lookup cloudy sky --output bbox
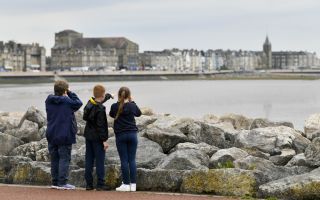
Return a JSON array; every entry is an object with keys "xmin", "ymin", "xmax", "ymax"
[{"xmin": 0, "ymin": 0, "xmax": 319, "ymax": 55}]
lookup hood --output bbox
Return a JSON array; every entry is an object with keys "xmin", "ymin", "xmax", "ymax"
[
  {"xmin": 46, "ymin": 94, "xmax": 66, "ymax": 105},
  {"xmin": 83, "ymin": 97, "xmax": 97, "ymax": 121}
]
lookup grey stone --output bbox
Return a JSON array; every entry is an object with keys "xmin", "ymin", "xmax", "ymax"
[
  {"xmin": 169, "ymin": 142, "xmax": 219, "ymax": 157},
  {"xmin": 304, "ymin": 113, "xmax": 320, "ymax": 139},
  {"xmin": 234, "ymin": 156, "xmax": 312, "ymax": 182},
  {"xmin": 219, "ymin": 113, "xmax": 252, "ymax": 130},
  {"xmin": 258, "ymin": 167, "xmax": 320, "ymax": 200},
  {"xmin": 286, "ymin": 153, "xmax": 312, "ymax": 168},
  {"xmin": 20, "ymin": 106, "xmax": 46, "ymax": 129},
  {"xmin": 6, "ymin": 120, "xmax": 40, "ymax": 143},
  {"xmin": 234, "ymin": 126, "xmax": 310, "ymax": 155},
  {"xmin": 10, "ymin": 138, "xmax": 48, "ymax": 161},
  {"xmin": 136, "ymin": 115, "xmax": 157, "ymax": 131},
  {"xmin": 209, "ymin": 147, "xmax": 248, "ymax": 169},
  {"xmin": 157, "ymin": 149, "xmax": 209, "ymax": 170},
  {"xmin": 269, "ymin": 149, "xmax": 296, "ymax": 166},
  {"xmin": 250, "ymin": 118, "xmax": 294, "ymax": 129},
  {"xmin": 305, "ymin": 137, "xmax": 320, "ymax": 167},
  {"xmin": 0, "ymin": 133, "xmax": 24, "ymax": 155},
  {"xmin": 137, "ymin": 168, "xmax": 185, "ymax": 192}
]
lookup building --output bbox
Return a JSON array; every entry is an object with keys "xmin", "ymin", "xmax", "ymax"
[
  {"xmin": 51, "ymin": 30, "xmax": 139, "ymax": 70},
  {"xmin": 0, "ymin": 41, "xmax": 46, "ymax": 72},
  {"xmin": 262, "ymin": 36, "xmax": 272, "ymax": 69}
]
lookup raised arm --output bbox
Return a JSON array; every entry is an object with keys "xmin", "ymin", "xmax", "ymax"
[{"xmin": 67, "ymin": 91, "xmax": 83, "ymax": 111}]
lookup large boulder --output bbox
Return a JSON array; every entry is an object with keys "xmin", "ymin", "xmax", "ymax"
[
  {"xmin": 144, "ymin": 125, "xmax": 189, "ymax": 153},
  {"xmin": 7, "ymin": 161, "xmax": 51, "ymax": 185},
  {"xmin": 0, "ymin": 133, "xmax": 24, "ymax": 155},
  {"xmin": 304, "ymin": 113, "xmax": 320, "ymax": 139},
  {"xmin": 234, "ymin": 126, "xmax": 310, "ymax": 154},
  {"xmin": 140, "ymin": 107, "xmax": 154, "ymax": 116},
  {"xmin": 20, "ymin": 106, "xmax": 46, "ymax": 129},
  {"xmin": 286, "ymin": 153, "xmax": 312, "ymax": 168},
  {"xmin": 0, "ymin": 156, "xmax": 32, "ymax": 183},
  {"xmin": 269, "ymin": 149, "xmax": 296, "ymax": 166},
  {"xmin": 305, "ymin": 137, "xmax": 320, "ymax": 167},
  {"xmin": 209, "ymin": 147, "xmax": 248, "ymax": 169},
  {"xmin": 157, "ymin": 149, "xmax": 209, "ymax": 170},
  {"xmin": 105, "ymin": 137, "xmax": 166, "ymax": 169},
  {"xmin": 201, "ymin": 114, "xmax": 220, "ymax": 124},
  {"xmin": 6, "ymin": 120, "xmax": 40, "ymax": 143},
  {"xmin": 219, "ymin": 113, "xmax": 252, "ymax": 130},
  {"xmin": 234, "ymin": 156, "xmax": 312, "ymax": 182},
  {"xmin": 136, "ymin": 115, "xmax": 157, "ymax": 131},
  {"xmin": 0, "ymin": 112, "xmax": 24, "ymax": 132},
  {"xmin": 10, "ymin": 138, "xmax": 48, "ymax": 161},
  {"xmin": 169, "ymin": 142, "xmax": 219, "ymax": 157},
  {"xmin": 250, "ymin": 118, "xmax": 294, "ymax": 129},
  {"xmin": 258, "ymin": 168, "xmax": 320, "ymax": 200},
  {"xmin": 137, "ymin": 168, "xmax": 185, "ymax": 192},
  {"xmin": 180, "ymin": 169, "xmax": 264, "ymax": 197}
]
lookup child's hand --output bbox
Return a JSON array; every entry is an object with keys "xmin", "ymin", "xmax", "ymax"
[{"xmin": 103, "ymin": 141, "xmax": 109, "ymax": 151}]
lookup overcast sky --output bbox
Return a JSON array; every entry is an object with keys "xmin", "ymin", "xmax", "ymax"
[{"xmin": 0, "ymin": 0, "xmax": 319, "ymax": 55}]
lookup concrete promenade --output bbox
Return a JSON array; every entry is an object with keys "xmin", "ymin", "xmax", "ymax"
[{"xmin": 0, "ymin": 184, "xmax": 239, "ymax": 200}]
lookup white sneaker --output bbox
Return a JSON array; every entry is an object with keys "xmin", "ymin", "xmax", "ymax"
[
  {"xmin": 116, "ymin": 184, "xmax": 130, "ymax": 192},
  {"xmin": 130, "ymin": 183, "xmax": 136, "ymax": 192}
]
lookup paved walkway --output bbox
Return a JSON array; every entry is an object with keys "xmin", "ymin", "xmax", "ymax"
[{"xmin": 0, "ymin": 185, "xmax": 240, "ymax": 200}]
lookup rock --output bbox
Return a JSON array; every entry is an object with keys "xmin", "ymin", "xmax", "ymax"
[
  {"xmin": 137, "ymin": 168, "xmax": 185, "ymax": 192},
  {"xmin": 144, "ymin": 125, "xmax": 189, "ymax": 153},
  {"xmin": 6, "ymin": 120, "xmax": 40, "ymax": 143},
  {"xmin": 234, "ymin": 156, "xmax": 312, "ymax": 182},
  {"xmin": 0, "ymin": 156, "xmax": 32, "ymax": 182},
  {"xmin": 7, "ymin": 161, "xmax": 51, "ymax": 185},
  {"xmin": 201, "ymin": 114, "xmax": 220, "ymax": 124},
  {"xmin": 38, "ymin": 126, "xmax": 47, "ymax": 139},
  {"xmin": 304, "ymin": 113, "xmax": 320, "ymax": 139},
  {"xmin": 241, "ymin": 148, "xmax": 270, "ymax": 160},
  {"xmin": 258, "ymin": 168, "xmax": 320, "ymax": 200},
  {"xmin": 286, "ymin": 153, "xmax": 312, "ymax": 168},
  {"xmin": 209, "ymin": 147, "xmax": 248, "ymax": 169},
  {"xmin": 10, "ymin": 138, "xmax": 48, "ymax": 161},
  {"xmin": 250, "ymin": 118, "xmax": 294, "ymax": 129},
  {"xmin": 305, "ymin": 137, "xmax": 320, "ymax": 167},
  {"xmin": 136, "ymin": 115, "xmax": 157, "ymax": 131},
  {"xmin": 180, "ymin": 169, "xmax": 264, "ymax": 197},
  {"xmin": 269, "ymin": 149, "xmax": 296, "ymax": 166},
  {"xmin": 0, "ymin": 112, "xmax": 24, "ymax": 131},
  {"xmin": 234, "ymin": 126, "xmax": 310, "ymax": 155},
  {"xmin": 157, "ymin": 149, "xmax": 209, "ymax": 170},
  {"xmin": 20, "ymin": 106, "xmax": 46, "ymax": 129},
  {"xmin": 169, "ymin": 142, "xmax": 219, "ymax": 157},
  {"xmin": 140, "ymin": 107, "xmax": 154, "ymax": 116},
  {"xmin": 0, "ymin": 133, "xmax": 24, "ymax": 155},
  {"xmin": 69, "ymin": 168, "xmax": 86, "ymax": 187},
  {"xmin": 106, "ymin": 137, "xmax": 166, "ymax": 169},
  {"xmin": 108, "ymin": 127, "xmax": 115, "ymax": 138},
  {"xmin": 171, "ymin": 118, "xmax": 202, "ymax": 144},
  {"xmin": 219, "ymin": 113, "xmax": 252, "ymax": 130},
  {"xmin": 105, "ymin": 164, "xmax": 122, "ymax": 189},
  {"xmin": 196, "ymin": 122, "xmax": 228, "ymax": 148}
]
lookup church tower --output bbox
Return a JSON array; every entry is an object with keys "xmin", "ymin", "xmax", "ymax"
[{"xmin": 263, "ymin": 36, "xmax": 272, "ymax": 69}]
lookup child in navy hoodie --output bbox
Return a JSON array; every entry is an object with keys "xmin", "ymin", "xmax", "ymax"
[{"xmin": 45, "ymin": 80, "xmax": 83, "ymax": 190}]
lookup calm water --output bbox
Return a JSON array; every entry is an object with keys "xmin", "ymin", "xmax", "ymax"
[{"xmin": 1, "ymin": 80, "xmax": 320, "ymax": 130}]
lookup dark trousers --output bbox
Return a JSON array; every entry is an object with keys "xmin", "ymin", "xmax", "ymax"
[
  {"xmin": 48, "ymin": 143, "xmax": 72, "ymax": 186},
  {"xmin": 85, "ymin": 139, "xmax": 106, "ymax": 187},
  {"xmin": 116, "ymin": 132, "xmax": 138, "ymax": 184}
]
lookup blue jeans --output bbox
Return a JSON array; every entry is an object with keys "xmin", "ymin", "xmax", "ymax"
[
  {"xmin": 116, "ymin": 132, "xmax": 138, "ymax": 184},
  {"xmin": 48, "ymin": 143, "xmax": 72, "ymax": 186},
  {"xmin": 85, "ymin": 139, "xmax": 106, "ymax": 187}
]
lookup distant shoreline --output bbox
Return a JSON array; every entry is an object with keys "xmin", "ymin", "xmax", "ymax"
[{"xmin": 0, "ymin": 70, "xmax": 320, "ymax": 84}]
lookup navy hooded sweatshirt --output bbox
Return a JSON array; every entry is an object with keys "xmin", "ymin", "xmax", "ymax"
[
  {"xmin": 109, "ymin": 101, "xmax": 142, "ymax": 134},
  {"xmin": 45, "ymin": 91, "xmax": 83, "ymax": 145}
]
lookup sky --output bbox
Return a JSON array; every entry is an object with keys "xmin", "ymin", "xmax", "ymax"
[{"xmin": 0, "ymin": 0, "xmax": 319, "ymax": 56}]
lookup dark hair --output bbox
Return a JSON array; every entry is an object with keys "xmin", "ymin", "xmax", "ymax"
[
  {"xmin": 54, "ymin": 80, "xmax": 69, "ymax": 96},
  {"xmin": 93, "ymin": 84, "xmax": 105, "ymax": 98},
  {"xmin": 115, "ymin": 87, "xmax": 131, "ymax": 120}
]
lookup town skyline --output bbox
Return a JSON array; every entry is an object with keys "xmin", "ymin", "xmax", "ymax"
[{"xmin": 0, "ymin": 0, "xmax": 319, "ymax": 55}]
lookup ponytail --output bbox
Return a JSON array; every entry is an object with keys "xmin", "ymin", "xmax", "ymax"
[{"xmin": 115, "ymin": 87, "xmax": 131, "ymax": 120}]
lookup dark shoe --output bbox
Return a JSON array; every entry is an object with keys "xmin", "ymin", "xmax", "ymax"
[
  {"xmin": 86, "ymin": 185, "xmax": 94, "ymax": 191},
  {"xmin": 96, "ymin": 185, "xmax": 109, "ymax": 191}
]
